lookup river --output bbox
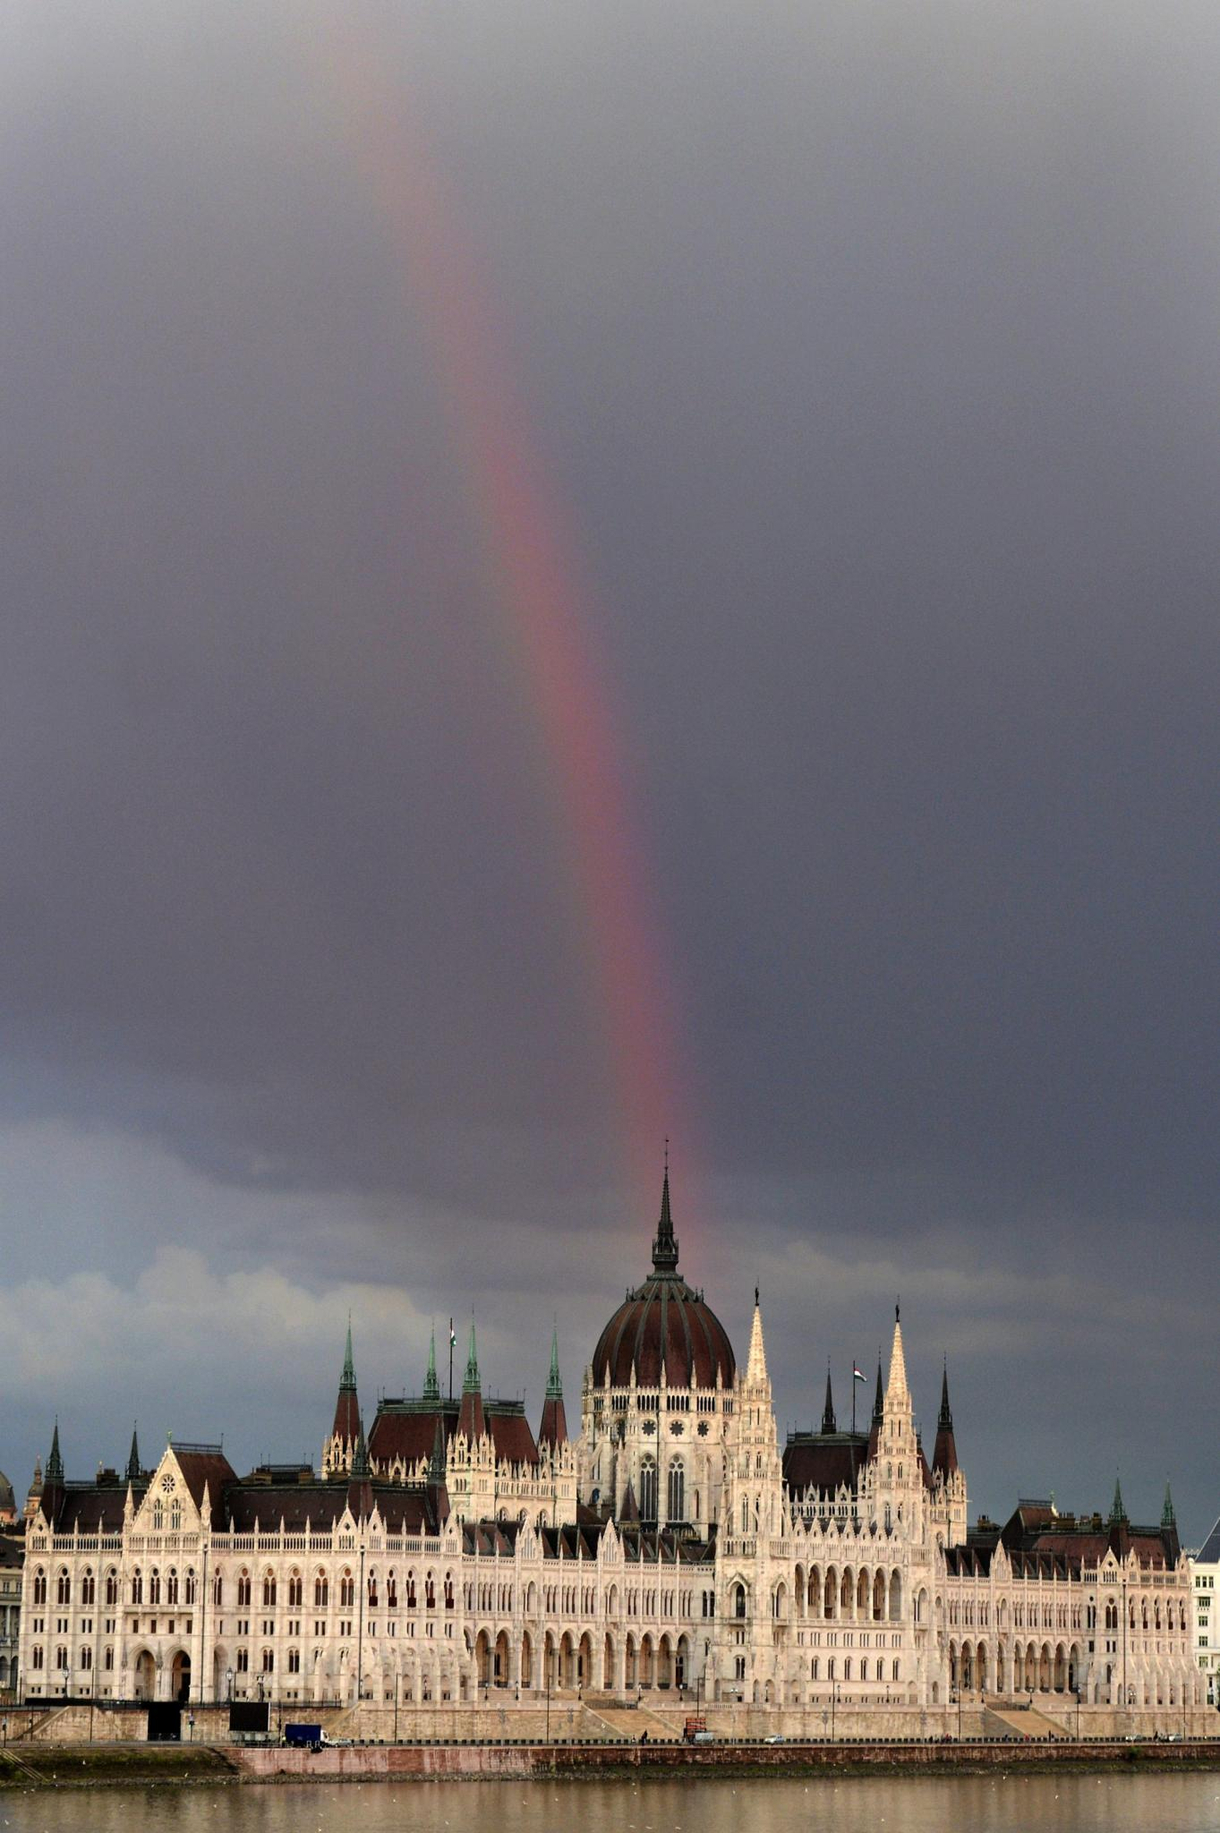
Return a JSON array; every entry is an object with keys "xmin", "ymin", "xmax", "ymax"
[{"xmin": 4, "ymin": 1774, "xmax": 1220, "ymax": 1833}]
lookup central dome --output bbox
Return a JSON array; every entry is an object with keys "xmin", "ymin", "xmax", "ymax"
[{"xmin": 591, "ymin": 1171, "xmax": 736, "ymax": 1389}]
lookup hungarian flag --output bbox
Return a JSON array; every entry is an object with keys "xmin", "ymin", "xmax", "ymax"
[
  {"xmin": 853, "ymin": 1364, "xmax": 867, "ymax": 1382},
  {"xmin": 450, "ymin": 1325, "xmax": 457, "ymax": 1349}
]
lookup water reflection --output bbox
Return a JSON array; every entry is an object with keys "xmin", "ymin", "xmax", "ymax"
[{"xmin": 3, "ymin": 1774, "xmax": 1220, "ymax": 1833}]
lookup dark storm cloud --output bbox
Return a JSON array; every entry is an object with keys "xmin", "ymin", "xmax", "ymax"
[{"xmin": 2, "ymin": 2, "xmax": 1219, "ymax": 1531}]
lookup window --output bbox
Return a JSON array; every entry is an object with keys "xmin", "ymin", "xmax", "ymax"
[
  {"xmin": 315, "ymin": 1573, "xmax": 329, "ymax": 1608},
  {"xmin": 340, "ymin": 1571, "xmax": 354, "ymax": 1610},
  {"xmin": 31, "ymin": 1646, "xmax": 44, "ymax": 1670},
  {"xmin": 56, "ymin": 1646, "xmax": 68, "ymax": 1672},
  {"xmin": 288, "ymin": 1648, "xmax": 301, "ymax": 1674},
  {"xmin": 185, "ymin": 1571, "xmax": 196, "ymax": 1606},
  {"xmin": 262, "ymin": 1573, "xmax": 277, "ymax": 1608},
  {"xmin": 81, "ymin": 1570, "xmax": 95, "ymax": 1606},
  {"xmin": 236, "ymin": 1649, "xmax": 249, "ymax": 1673},
  {"xmin": 131, "ymin": 1572, "xmax": 143, "ymax": 1606},
  {"xmin": 104, "ymin": 1647, "xmax": 114, "ymax": 1672},
  {"xmin": 288, "ymin": 1573, "xmax": 303, "ymax": 1609},
  {"xmin": 105, "ymin": 1571, "xmax": 118, "ymax": 1607},
  {"xmin": 56, "ymin": 1571, "xmax": 71, "ymax": 1606},
  {"xmin": 214, "ymin": 1574, "xmax": 223, "ymax": 1608},
  {"xmin": 167, "ymin": 1571, "xmax": 179, "ymax": 1606},
  {"xmin": 80, "ymin": 1647, "xmax": 92, "ymax": 1671},
  {"xmin": 33, "ymin": 1570, "xmax": 47, "ymax": 1607},
  {"xmin": 667, "ymin": 1457, "xmax": 685, "ymax": 1523},
  {"xmin": 639, "ymin": 1456, "xmax": 658, "ymax": 1523},
  {"xmin": 261, "ymin": 1648, "xmax": 274, "ymax": 1674},
  {"xmin": 238, "ymin": 1572, "xmax": 251, "ymax": 1609},
  {"xmin": 149, "ymin": 1571, "xmax": 161, "ymax": 1607}
]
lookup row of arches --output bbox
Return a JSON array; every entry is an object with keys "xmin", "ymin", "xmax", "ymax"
[
  {"xmin": 791, "ymin": 1563, "xmax": 909, "ymax": 1623},
  {"xmin": 470, "ymin": 1627, "xmax": 692, "ymax": 1693}
]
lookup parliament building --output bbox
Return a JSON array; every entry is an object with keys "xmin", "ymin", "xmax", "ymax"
[{"xmin": 16, "ymin": 1172, "xmax": 1204, "ymax": 1733}]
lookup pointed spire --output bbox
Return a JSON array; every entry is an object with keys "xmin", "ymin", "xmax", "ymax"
[
  {"xmin": 745, "ymin": 1289, "xmax": 768, "ymax": 1384},
  {"xmin": 885, "ymin": 1308, "xmax": 909, "ymax": 1408},
  {"xmin": 423, "ymin": 1324, "xmax": 441, "ymax": 1403},
  {"xmin": 331, "ymin": 1320, "xmax": 361, "ymax": 1449},
  {"xmin": 821, "ymin": 1361, "xmax": 836, "ymax": 1434},
  {"xmin": 457, "ymin": 1319, "xmax": 486, "ymax": 1440},
  {"xmin": 350, "ymin": 1424, "xmax": 370, "ymax": 1480},
  {"xmin": 539, "ymin": 1324, "xmax": 569, "ymax": 1447},
  {"xmin": 651, "ymin": 1143, "xmax": 679, "ymax": 1273},
  {"xmin": 873, "ymin": 1356, "xmax": 884, "ymax": 1424},
  {"xmin": 46, "ymin": 1418, "xmax": 63, "ymax": 1483},
  {"xmin": 126, "ymin": 1423, "xmax": 141, "ymax": 1482},
  {"xmin": 1109, "ymin": 1472, "xmax": 1126, "ymax": 1527},
  {"xmin": 1162, "ymin": 1479, "xmax": 1176, "ymax": 1528},
  {"xmin": 932, "ymin": 1358, "xmax": 959, "ymax": 1478}
]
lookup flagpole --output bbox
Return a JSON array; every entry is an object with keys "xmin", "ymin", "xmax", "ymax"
[
  {"xmin": 449, "ymin": 1317, "xmax": 454, "ymax": 1402},
  {"xmin": 852, "ymin": 1367, "xmax": 856, "ymax": 1437}
]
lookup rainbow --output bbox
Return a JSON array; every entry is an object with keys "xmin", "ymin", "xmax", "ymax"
[{"xmin": 311, "ymin": 21, "xmax": 705, "ymax": 1226}]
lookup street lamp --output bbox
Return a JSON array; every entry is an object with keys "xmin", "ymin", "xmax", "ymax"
[
  {"xmin": 831, "ymin": 1682, "xmax": 840, "ymax": 1740},
  {"xmin": 950, "ymin": 1685, "xmax": 962, "ymax": 1741},
  {"xmin": 226, "ymin": 1666, "xmax": 233, "ymax": 1703}
]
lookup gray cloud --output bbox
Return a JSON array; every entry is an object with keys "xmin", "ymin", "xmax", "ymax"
[{"xmin": 1, "ymin": 1, "xmax": 1218, "ymax": 1535}]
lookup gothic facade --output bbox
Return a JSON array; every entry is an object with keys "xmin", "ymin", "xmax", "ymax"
[{"xmin": 16, "ymin": 1174, "xmax": 1203, "ymax": 1725}]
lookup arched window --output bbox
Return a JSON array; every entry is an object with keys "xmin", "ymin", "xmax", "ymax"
[
  {"xmin": 425, "ymin": 1571, "xmax": 436, "ymax": 1609},
  {"xmin": 131, "ymin": 1570, "xmax": 142, "ymax": 1606},
  {"xmin": 170, "ymin": 1501, "xmax": 182, "ymax": 1531},
  {"xmin": 33, "ymin": 1569, "xmax": 47, "ymax": 1607},
  {"xmin": 367, "ymin": 1571, "xmax": 378, "ymax": 1608},
  {"xmin": 639, "ymin": 1457, "xmax": 658, "ymax": 1522},
  {"xmin": 105, "ymin": 1570, "xmax": 118, "ymax": 1607},
  {"xmin": 667, "ymin": 1457, "xmax": 685, "ymax": 1524},
  {"xmin": 734, "ymin": 1583, "xmax": 747, "ymax": 1620},
  {"xmin": 741, "ymin": 1496, "xmax": 749, "ymax": 1536},
  {"xmin": 81, "ymin": 1570, "xmax": 95, "ymax": 1606},
  {"xmin": 237, "ymin": 1570, "xmax": 251, "ymax": 1608},
  {"xmin": 262, "ymin": 1572, "xmax": 277, "ymax": 1608},
  {"xmin": 406, "ymin": 1571, "xmax": 416, "ymax": 1609},
  {"xmin": 166, "ymin": 1570, "xmax": 179, "ymax": 1606},
  {"xmin": 386, "ymin": 1571, "xmax": 397, "ymax": 1610},
  {"xmin": 57, "ymin": 1569, "xmax": 71, "ymax": 1606},
  {"xmin": 340, "ymin": 1570, "xmax": 354, "ymax": 1609},
  {"xmin": 153, "ymin": 1500, "xmax": 164, "ymax": 1531},
  {"xmin": 213, "ymin": 1573, "xmax": 223, "ymax": 1608},
  {"xmin": 185, "ymin": 1570, "xmax": 196, "ymax": 1605},
  {"xmin": 314, "ymin": 1571, "xmax": 329, "ymax": 1608},
  {"xmin": 149, "ymin": 1569, "xmax": 161, "ymax": 1606},
  {"xmin": 288, "ymin": 1572, "xmax": 302, "ymax": 1609}
]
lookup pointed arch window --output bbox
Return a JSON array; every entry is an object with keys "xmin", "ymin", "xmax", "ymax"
[
  {"xmin": 667, "ymin": 1457, "xmax": 685, "ymax": 1524},
  {"xmin": 639, "ymin": 1456, "xmax": 658, "ymax": 1523}
]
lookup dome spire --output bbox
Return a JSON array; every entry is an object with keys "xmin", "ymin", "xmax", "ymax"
[
  {"xmin": 651, "ymin": 1139, "xmax": 679, "ymax": 1273},
  {"xmin": 423, "ymin": 1323, "xmax": 441, "ymax": 1403},
  {"xmin": 821, "ymin": 1360, "xmax": 837, "ymax": 1434}
]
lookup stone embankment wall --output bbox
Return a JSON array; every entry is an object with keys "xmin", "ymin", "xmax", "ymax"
[{"xmin": 232, "ymin": 1739, "xmax": 1220, "ymax": 1782}]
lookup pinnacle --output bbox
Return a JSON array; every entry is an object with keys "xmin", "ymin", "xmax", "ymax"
[
  {"xmin": 746, "ymin": 1291, "xmax": 768, "ymax": 1384},
  {"xmin": 885, "ymin": 1311, "xmax": 909, "ymax": 1407},
  {"xmin": 547, "ymin": 1324, "xmax": 563, "ymax": 1399},
  {"xmin": 424, "ymin": 1324, "xmax": 441, "ymax": 1403},
  {"xmin": 463, "ymin": 1320, "xmax": 481, "ymax": 1392},
  {"xmin": 651, "ymin": 1154, "xmax": 680, "ymax": 1273}
]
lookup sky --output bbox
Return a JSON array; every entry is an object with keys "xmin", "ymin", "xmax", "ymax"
[{"xmin": 2, "ymin": 1, "xmax": 1219, "ymax": 1537}]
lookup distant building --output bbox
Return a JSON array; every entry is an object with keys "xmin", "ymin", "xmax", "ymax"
[
  {"xmin": 0, "ymin": 1530, "xmax": 22, "ymax": 1697},
  {"xmin": 1189, "ymin": 1516, "xmax": 1220, "ymax": 1707},
  {"xmin": 14, "ymin": 1170, "xmax": 1205, "ymax": 1729}
]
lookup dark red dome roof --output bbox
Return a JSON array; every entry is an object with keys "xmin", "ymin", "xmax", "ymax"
[{"xmin": 591, "ymin": 1172, "xmax": 736, "ymax": 1389}]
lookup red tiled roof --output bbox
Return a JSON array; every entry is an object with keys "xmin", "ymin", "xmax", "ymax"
[{"xmin": 592, "ymin": 1274, "xmax": 735, "ymax": 1388}]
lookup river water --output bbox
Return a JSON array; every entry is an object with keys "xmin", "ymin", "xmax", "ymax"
[{"xmin": 4, "ymin": 1774, "xmax": 1220, "ymax": 1833}]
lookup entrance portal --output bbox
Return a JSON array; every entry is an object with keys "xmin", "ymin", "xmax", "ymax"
[{"xmin": 172, "ymin": 1651, "xmax": 192, "ymax": 1703}]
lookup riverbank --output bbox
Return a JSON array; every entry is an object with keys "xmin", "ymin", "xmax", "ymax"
[{"xmin": 5, "ymin": 1739, "xmax": 1220, "ymax": 1788}]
